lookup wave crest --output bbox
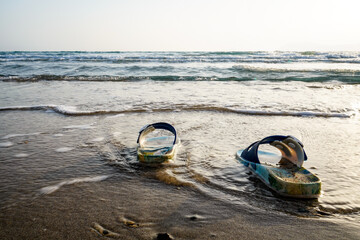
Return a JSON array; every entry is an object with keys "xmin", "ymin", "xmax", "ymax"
[
  {"xmin": 0, "ymin": 104, "xmax": 352, "ymax": 118},
  {"xmin": 2, "ymin": 74, "xmax": 360, "ymax": 83}
]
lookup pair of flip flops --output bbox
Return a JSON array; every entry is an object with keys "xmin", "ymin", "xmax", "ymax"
[{"xmin": 136, "ymin": 122, "xmax": 321, "ymax": 198}]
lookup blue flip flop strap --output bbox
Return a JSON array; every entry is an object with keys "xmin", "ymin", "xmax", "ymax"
[
  {"xmin": 137, "ymin": 122, "xmax": 177, "ymax": 145},
  {"xmin": 240, "ymin": 135, "xmax": 307, "ymax": 164}
]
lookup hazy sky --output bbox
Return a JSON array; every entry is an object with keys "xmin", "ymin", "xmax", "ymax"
[{"xmin": 0, "ymin": 0, "xmax": 359, "ymax": 51}]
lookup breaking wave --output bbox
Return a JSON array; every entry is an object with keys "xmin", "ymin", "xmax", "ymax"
[
  {"xmin": 1, "ymin": 51, "xmax": 360, "ymax": 64},
  {"xmin": 1, "ymin": 74, "xmax": 360, "ymax": 83},
  {"xmin": 233, "ymin": 63, "xmax": 360, "ymax": 73},
  {"xmin": 0, "ymin": 104, "xmax": 352, "ymax": 118},
  {"xmin": 1, "ymin": 51, "xmax": 360, "ymax": 83}
]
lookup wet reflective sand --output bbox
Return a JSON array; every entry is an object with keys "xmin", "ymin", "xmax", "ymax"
[{"xmin": 1, "ymin": 108, "xmax": 360, "ymax": 239}]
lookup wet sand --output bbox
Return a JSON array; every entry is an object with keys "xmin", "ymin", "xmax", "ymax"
[
  {"xmin": 1, "ymin": 79, "xmax": 360, "ymax": 239},
  {"xmin": 0, "ymin": 175, "xmax": 359, "ymax": 240}
]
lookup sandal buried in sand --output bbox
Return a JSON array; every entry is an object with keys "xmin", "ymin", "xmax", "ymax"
[
  {"xmin": 137, "ymin": 122, "xmax": 179, "ymax": 164},
  {"xmin": 236, "ymin": 135, "xmax": 321, "ymax": 198}
]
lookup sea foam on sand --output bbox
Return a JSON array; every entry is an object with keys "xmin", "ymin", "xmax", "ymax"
[{"xmin": 40, "ymin": 175, "xmax": 109, "ymax": 194}]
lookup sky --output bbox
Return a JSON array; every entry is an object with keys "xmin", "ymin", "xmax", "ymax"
[{"xmin": 0, "ymin": 0, "xmax": 359, "ymax": 51}]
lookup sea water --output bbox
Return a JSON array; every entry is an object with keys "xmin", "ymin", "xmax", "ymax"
[{"xmin": 1, "ymin": 51, "xmax": 360, "ymax": 231}]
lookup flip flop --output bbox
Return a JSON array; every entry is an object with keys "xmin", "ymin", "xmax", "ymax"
[
  {"xmin": 236, "ymin": 135, "xmax": 321, "ymax": 198},
  {"xmin": 137, "ymin": 122, "xmax": 179, "ymax": 164}
]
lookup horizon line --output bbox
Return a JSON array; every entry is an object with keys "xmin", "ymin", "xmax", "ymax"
[{"xmin": 1, "ymin": 50, "xmax": 360, "ymax": 53}]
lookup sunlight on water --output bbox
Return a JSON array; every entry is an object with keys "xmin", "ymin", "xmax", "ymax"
[{"xmin": 1, "ymin": 51, "xmax": 360, "ymax": 82}]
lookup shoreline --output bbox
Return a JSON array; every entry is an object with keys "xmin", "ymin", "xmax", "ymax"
[{"xmin": 1, "ymin": 76, "xmax": 360, "ymax": 239}]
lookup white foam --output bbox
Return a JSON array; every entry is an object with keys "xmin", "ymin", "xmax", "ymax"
[
  {"xmin": 105, "ymin": 113, "xmax": 125, "ymax": 119},
  {"xmin": 0, "ymin": 141, "xmax": 13, "ymax": 147},
  {"xmin": 53, "ymin": 133, "xmax": 64, "ymax": 137},
  {"xmin": 55, "ymin": 105, "xmax": 78, "ymax": 114},
  {"xmin": 231, "ymin": 108, "xmax": 351, "ymax": 118},
  {"xmin": 0, "ymin": 105, "xmax": 56, "ymax": 111},
  {"xmin": 234, "ymin": 62, "xmax": 360, "ymax": 73},
  {"xmin": 14, "ymin": 153, "xmax": 29, "ymax": 158},
  {"xmin": 113, "ymin": 132, "xmax": 121, "ymax": 136},
  {"xmin": 0, "ymin": 105, "xmax": 94, "ymax": 116},
  {"xmin": 55, "ymin": 147, "xmax": 74, "ymax": 152},
  {"xmin": 91, "ymin": 137, "xmax": 105, "ymax": 142},
  {"xmin": 2, "ymin": 132, "xmax": 42, "ymax": 139},
  {"xmin": 63, "ymin": 124, "xmax": 95, "ymax": 130},
  {"xmin": 39, "ymin": 175, "xmax": 109, "ymax": 194}
]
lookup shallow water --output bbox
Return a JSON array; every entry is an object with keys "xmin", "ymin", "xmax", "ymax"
[
  {"xmin": 1, "ymin": 82, "xmax": 360, "ymax": 224},
  {"xmin": 1, "ymin": 52, "xmax": 360, "ymax": 235}
]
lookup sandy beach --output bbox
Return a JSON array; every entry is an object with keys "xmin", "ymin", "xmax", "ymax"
[
  {"xmin": 1, "ymin": 51, "xmax": 360, "ymax": 239},
  {"xmin": 1, "ymin": 174, "xmax": 359, "ymax": 240},
  {"xmin": 2, "ymin": 0, "xmax": 360, "ymax": 237}
]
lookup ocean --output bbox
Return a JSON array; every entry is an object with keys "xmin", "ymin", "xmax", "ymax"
[{"xmin": 0, "ymin": 51, "xmax": 359, "ymax": 239}]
